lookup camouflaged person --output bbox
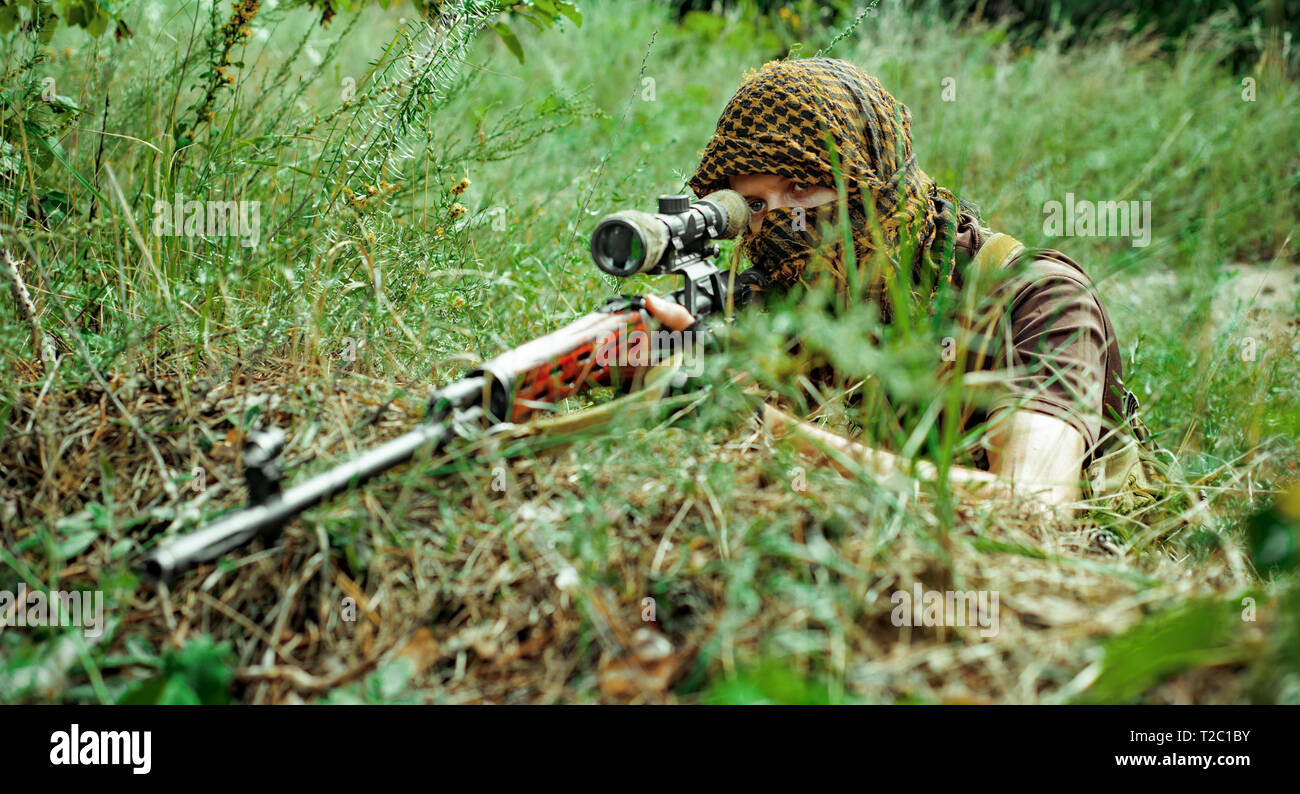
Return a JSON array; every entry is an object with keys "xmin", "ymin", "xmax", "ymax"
[{"xmin": 642, "ymin": 57, "xmax": 1183, "ymax": 526}]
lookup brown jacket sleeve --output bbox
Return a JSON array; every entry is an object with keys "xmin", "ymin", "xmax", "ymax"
[{"xmin": 990, "ymin": 251, "xmax": 1127, "ymax": 466}]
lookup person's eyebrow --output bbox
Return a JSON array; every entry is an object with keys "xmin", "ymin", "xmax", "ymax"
[{"xmin": 737, "ymin": 180, "xmax": 789, "ymax": 200}]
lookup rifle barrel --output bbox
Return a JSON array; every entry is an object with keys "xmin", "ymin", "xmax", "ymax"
[{"xmin": 141, "ymin": 417, "xmax": 455, "ymax": 583}]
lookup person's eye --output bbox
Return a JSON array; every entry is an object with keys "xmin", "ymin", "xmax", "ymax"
[
  {"xmin": 746, "ymin": 198, "xmax": 765, "ymax": 214},
  {"xmin": 790, "ymin": 184, "xmax": 821, "ymax": 203}
]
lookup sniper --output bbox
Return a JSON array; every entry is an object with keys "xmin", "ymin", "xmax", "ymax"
[{"xmin": 646, "ymin": 57, "xmax": 1165, "ymax": 523}]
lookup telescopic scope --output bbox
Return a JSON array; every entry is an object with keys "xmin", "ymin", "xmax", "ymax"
[{"xmin": 590, "ymin": 189, "xmax": 750, "ymax": 277}]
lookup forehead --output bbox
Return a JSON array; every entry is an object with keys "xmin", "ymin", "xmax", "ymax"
[{"xmin": 728, "ymin": 173, "xmax": 789, "ymax": 194}]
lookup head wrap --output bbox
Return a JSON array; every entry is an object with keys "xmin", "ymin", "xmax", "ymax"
[{"xmin": 688, "ymin": 57, "xmax": 968, "ymax": 320}]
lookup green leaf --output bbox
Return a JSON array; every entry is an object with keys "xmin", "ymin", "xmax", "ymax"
[
  {"xmin": 702, "ymin": 659, "xmax": 860, "ymax": 705},
  {"xmin": 173, "ymin": 639, "xmax": 234, "ymax": 705},
  {"xmin": 1247, "ymin": 483, "xmax": 1300, "ymax": 574},
  {"xmin": 157, "ymin": 678, "xmax": 202, "ymax": 705},
  {"xmin": 37, "ymin": 187, "xmax": 71, "ymax": 221},
  {"xmin": 371, "ymin": 658, "xmax": 414, "ymax": 701},
  {"xmin": 57, "ymin": 531, "xmax": 98, "ymax": 560},
  {"xmin": 969, "ymin": 537, "xmax": 1048, "ymax": 559},
  {"xmin": 38, "ymin": 20, "xmax": 58, "ymax": 44},
  {"xmin": 117, "ymin": 675, "xmax": 167, "ymax": 705},
  {"xmin": 555, "ymin": 1, "xmax": 581, "ymax": 26},
  {"xmin": 1073, "ymin": 597, "xmax": 1260, "ymax": 704},
  {"xmin": 318, "ymin": 686, "xmax": 367, "ymax": 705},
  {"xmin": 517, "ymin": 10, "xmax": 549, "ymax": 32},
  {"xmin": 86, "ymin": 10, "xmax": 108, "ymax": 38},
  {"xmin": 47, "ymin": 93, "xmax": 81, "ymax": 114},
  {"xmin": 119, "ymin": 676, "xmax": 200, "ymax": 705},
  {"xmin": 117, "ymin": 637, "xmax": 233, "ymax": 705},
  {"xmin": 491, "ymin": 22, "xmax": 525, "ymax": 64},
  {"xmin": 87, "ymin": 501, "xmax": 110, "ymax": 528}
]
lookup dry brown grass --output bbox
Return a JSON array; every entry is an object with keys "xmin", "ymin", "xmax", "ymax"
[{"xmin": 0, "ymin": 349, "xmax": 1266, "ymax": 704}]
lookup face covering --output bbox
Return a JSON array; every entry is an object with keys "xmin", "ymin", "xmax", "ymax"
[
  {"xmin": 687, "ymin": 57, "xmax": 971, "ymax": 319},
  {"xmin": 738, "ymin": 191, "xmax": 876, "ymax": 299}
]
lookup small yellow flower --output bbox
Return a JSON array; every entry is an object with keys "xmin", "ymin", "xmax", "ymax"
[
  {"xmin": 450, "ymin": 176, "xmax": 471, "ymax": 196},
  {"xmin": 449, "ymin": 203, "xmax": 467, "ymax": 219}
]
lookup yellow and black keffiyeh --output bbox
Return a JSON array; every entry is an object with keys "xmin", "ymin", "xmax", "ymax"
[{"xmin": 688, "ymin": 57, "xmax": 967, "ymax": 319}]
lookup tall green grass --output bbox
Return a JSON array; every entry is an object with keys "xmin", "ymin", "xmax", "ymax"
[{"xmin": 0, "ymin": 0, "xmax": 1297, "ymax": 704}]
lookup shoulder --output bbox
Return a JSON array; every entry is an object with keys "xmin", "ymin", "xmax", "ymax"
[
  {"xmin": 1017, "ymin": 249, "xmax": 1100, "ymax": 297},
  {"xmin": 966, "ymin": 220, "xmax": 1101, "ymax": 296},
  {"xmin": 972, "ymin": 229, "xmax": 1117, "ymax": 336}
]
